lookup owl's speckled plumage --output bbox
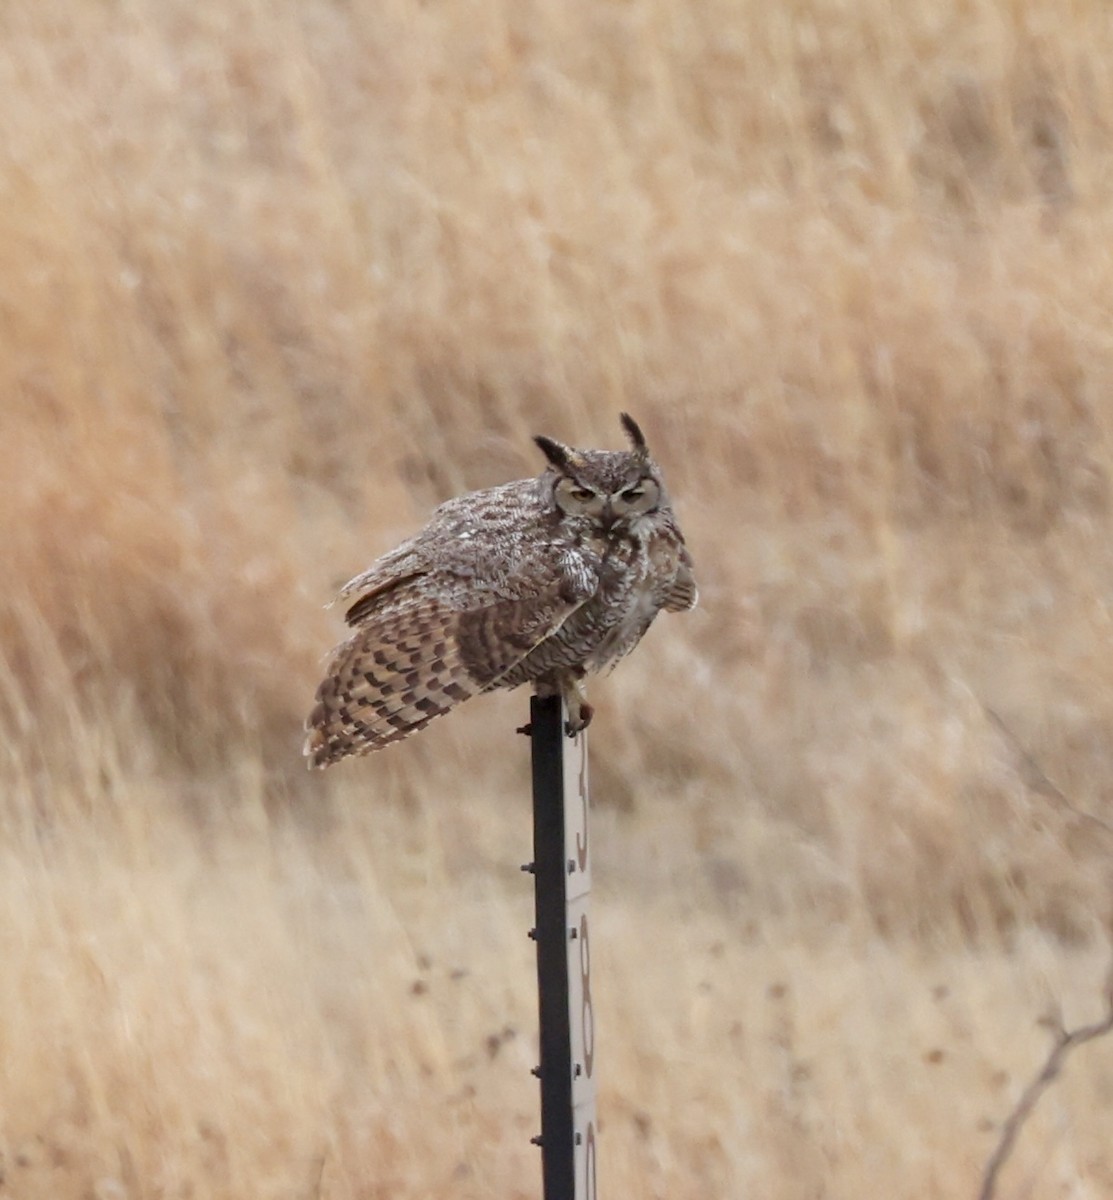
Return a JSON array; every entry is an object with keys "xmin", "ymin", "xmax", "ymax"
[{"xmin": 304, "ymin": 414, "xmax": 697, "ymax": 767}]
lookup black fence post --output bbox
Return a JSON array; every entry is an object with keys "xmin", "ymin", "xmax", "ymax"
[{"xmin": 525, "ymin": 694, "xmax": 597, "ymax": 1200}]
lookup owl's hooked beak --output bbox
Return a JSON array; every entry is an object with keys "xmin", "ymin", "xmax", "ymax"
[{"xmin": 599, "ymin": 499, "xmax": 618, "ymax": 531}]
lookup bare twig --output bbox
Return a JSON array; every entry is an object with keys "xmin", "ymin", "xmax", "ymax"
[
  {"xmin": 978, "ymin": 988, "xmax": 1113, "ymax": 1200},
  {"xmin": 976, "ymin": 701, "xmax": 1113, "ymax": 1197},
  {"xmin": 982, "ymin": 705, "xmax": 1113, "ymax": 840}
]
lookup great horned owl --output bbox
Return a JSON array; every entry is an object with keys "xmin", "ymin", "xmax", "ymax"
[{"xmin": 304, "ymin": 413, "xmax": 697, "ymax": 767}]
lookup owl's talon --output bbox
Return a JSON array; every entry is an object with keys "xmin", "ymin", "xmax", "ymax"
[{"xmin": 564, "ymin": 703, "xmax": 594, "ymax": 737}]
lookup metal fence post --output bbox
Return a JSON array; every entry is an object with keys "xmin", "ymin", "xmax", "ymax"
[{"xmin": 524, "ymin": 694, "xmax": 597, "ymax": 1200}]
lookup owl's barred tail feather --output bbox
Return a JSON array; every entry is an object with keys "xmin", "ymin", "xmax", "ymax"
[{"xmin": 303, "ymin": 600, "xmax": 483, "ymax": 768}]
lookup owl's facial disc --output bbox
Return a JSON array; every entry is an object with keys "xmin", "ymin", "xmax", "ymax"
[{"xmin": 552, "ymin": 472, "xmax": 661, "ymax": 525}]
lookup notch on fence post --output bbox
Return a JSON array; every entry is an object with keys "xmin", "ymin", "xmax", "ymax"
[{"xmin": 525, "ymin": 694, "xmax": 597, "ymax": 1200}]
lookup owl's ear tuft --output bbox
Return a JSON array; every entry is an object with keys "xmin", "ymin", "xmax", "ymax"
[
  {"xmin": 534, "ymin": 434, "xmax": 574, "ymax": 472},
  {"xmin": 619, "ymin": 412, "xmax": 649, "ymax": 457}
]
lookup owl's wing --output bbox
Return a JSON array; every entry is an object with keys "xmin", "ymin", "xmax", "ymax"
[
  {"xmin": 341, "ymin": 570, "xmax": 426, "ymax": 627},
  {"xmin": 663, "ymin": 544, "xmax": 699, "ymax": 612},
  {"xmin": 333, "ymin": 541, "xmax": 430, "ymax": 619},
  {"xmin": 304, "ymin": 574, "xmax": 590, "ymax": 768},
  {"xmin": 331, "ymin": 479, "xmax": 540, "ymax": 617}
]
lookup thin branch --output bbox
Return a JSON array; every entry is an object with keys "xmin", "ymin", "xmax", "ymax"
[
  {"xmin": 978, "ymin": 991, "xmax": 1113, "ymax": 1200},
  {"xmin": 975, "ymin": 702, "xmax": 1113, "ymax": 1197},
  {"xmin": 982, "ymin": 705, "xmax": 1113, "ymax": 840}
]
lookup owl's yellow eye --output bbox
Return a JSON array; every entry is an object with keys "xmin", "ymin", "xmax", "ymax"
[
  {"xmin": 569, "ymin": 486, "xmax": 595, "ymax": 501},
  {"xmin": 621, "ymin": 485, "xmax": 645, "ymax": 500}
]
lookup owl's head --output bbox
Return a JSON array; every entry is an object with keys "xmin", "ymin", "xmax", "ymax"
[{"xmin": 534, "ymin": 413, "xmax": 667, "ymax": 530}]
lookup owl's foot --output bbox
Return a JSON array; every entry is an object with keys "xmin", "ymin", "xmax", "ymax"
[
  {"xmin": 561, "ymin": 674, "xmax": 593, "ymax": 737},
  {"xmin": 516, "ymin": 709, "xmax": 591, "ymax": 737},
  {"xmin": 564, "ymin": 701, "xmax": 594, "ymax": 737},
  {"xmin": 531, "ymin": 671, "xmax": 592, "ymax": 737},
  {"xmin": 529, "ymin": 672, "xmax": 593, "ymax": 737}
]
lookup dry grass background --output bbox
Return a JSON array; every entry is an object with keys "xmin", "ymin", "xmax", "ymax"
[{"xmin": 3, "ymin": 0, "xmax": 1113, "ymax": 1196}]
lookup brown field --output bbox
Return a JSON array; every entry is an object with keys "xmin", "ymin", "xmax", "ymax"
[{"xmin": 4, "ymin": 1, "xmax": 1113, "ymax": 1196}]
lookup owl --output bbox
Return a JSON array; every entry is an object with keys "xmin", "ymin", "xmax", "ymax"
[{"xmin": 304, "ymin": 413, "xmax": 697, "ymax": 767}]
